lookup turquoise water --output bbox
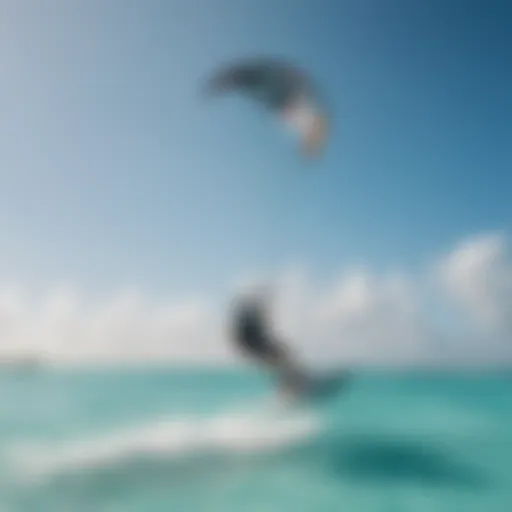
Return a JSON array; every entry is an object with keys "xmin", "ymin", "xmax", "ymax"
[{"xmin": 1, "ymin": 368, "xmax": 512, "ymax": 511}]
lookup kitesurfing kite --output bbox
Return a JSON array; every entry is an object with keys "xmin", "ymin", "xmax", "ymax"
[{"xmin": 204, "ymin": 57, "xmax": 330, "ymax": 158}]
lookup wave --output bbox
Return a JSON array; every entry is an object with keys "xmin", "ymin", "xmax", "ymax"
[{"xmin": 9, "ymin": 399, "xmax": 321, "ymax": 484}]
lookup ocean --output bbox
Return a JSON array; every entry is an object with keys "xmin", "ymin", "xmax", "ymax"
[{"xmin": 1, "ymin": 367, "xmax": 511, "ymax": 511}]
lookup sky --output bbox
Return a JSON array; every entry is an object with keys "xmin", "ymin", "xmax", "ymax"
[{"xmin": 0, "ymin": 0, "xmax": 510, "ymax": 365}]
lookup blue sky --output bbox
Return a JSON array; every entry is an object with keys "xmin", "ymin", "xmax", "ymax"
[{"xmin": 0, "ymin": 0, "xmax": 510, "ymax": 303}]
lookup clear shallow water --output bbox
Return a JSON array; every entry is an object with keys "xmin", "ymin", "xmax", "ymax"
[{"xmin": 1, "ymin": 367, "xmax": 511, "ymax": 511}]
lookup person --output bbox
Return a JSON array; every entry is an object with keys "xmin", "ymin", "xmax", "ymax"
[{"xmin": 230, "ymin": 292, "xmax": 309, "ymax": 396}]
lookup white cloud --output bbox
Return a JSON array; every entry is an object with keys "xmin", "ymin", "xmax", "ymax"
[
  {"xmin": 0, "ymin": 287, "xmax": 228, "ymax": 366},
  {"xmin": 269, "ymin": 266, "xmax": 431, "ymax": 365},
  {"xmin": 436, "ymin": 232, "xmax": 512, "ymax": 337},
  {"xmin": 0, "ymin": 231, "xmax": 511, "ymax": 367}
]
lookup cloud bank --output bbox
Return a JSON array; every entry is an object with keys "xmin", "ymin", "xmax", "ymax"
[{"xmin": 0, "ymin": 231, "xmax": 510, "ymax": 366}]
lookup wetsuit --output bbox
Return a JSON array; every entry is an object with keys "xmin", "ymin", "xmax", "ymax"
[{"xmin": 232, "ymin": 300, "xmax": 286, "ymax": 364}]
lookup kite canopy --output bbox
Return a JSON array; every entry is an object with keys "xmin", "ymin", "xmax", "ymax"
[{"xmin": 204, "ymin": 57, "xmax": 329, "ymax": 157}]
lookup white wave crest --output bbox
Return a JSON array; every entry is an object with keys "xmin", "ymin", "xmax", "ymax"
[{"xmin": 10, "ymin": 405, "xmax": 320, "ymax": 483}]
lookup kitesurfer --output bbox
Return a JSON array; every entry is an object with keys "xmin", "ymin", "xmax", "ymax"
[{"xmin": 230, "ymin": 292, "xmax": 309, "ymax": 396}]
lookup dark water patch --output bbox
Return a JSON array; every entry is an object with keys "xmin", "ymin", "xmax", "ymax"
[{"xmin": 325, "ymin": 434, "xmax": 489, "ymax": 489}]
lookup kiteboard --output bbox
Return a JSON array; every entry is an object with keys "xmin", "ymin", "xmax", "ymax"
[{"xmin": 276, "ymin": 368, "xmax": 350, "ymax": 406}]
